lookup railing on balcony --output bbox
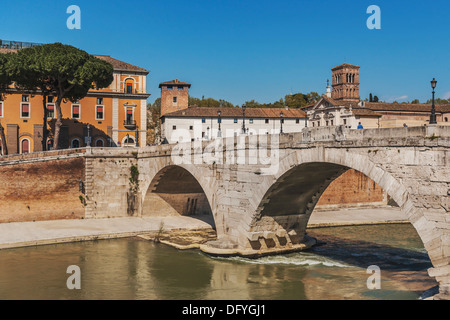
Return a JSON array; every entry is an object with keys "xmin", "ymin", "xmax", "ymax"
[
  {"xmin": 123, "ymin": 120, "xmax": 137, "ymax": 130},
  {"xmin": 125, "ymin": 87, "xmax": 141, "ymax": 94},
  {"xmin": 0, "ymin": 40, "xmax": 43, "ymax": 50}
]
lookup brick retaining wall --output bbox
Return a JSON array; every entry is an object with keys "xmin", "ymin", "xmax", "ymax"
[{"xmin": 0, "ymin": 157, "xmax": 85, "ymax": 223}]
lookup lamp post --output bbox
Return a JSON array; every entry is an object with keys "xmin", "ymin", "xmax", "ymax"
[
  {"xmin": 87, "ymin": 124, "xmax": 91, "ymax": 147},
  {"xmin": 242, "ymin": 105, "xmax": 247, "ymax": 134},
  {"xmin": 135, "ymin": 126, "xmax": 140, "ymax": 147},
  {"xmin": 430, "ymin": 78, "xmax": 437, "ymax": 125},
  {"xmin": 218, "ymin": 110, "xmax": 222, "ymax": 138},
  {"xmin": 280, "ymin": 112, "xmax": 284, "ymax": 134}
]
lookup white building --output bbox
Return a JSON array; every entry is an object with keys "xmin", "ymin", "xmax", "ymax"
[
  {"xmin": 158, "ymin": 79, "xmax": 306, "ymax": 144},
  {"xmin": 161, "ymin": 107, "xmax": 307, "ymax": 144}
]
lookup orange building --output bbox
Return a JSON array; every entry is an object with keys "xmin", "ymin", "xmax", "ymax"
[{"xmin": 0, "ymin": 45, "xmax": 150, "ymax": 155}]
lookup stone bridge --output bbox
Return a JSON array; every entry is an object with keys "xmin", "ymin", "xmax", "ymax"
[
  {"xmin": 2, "ymin": 125, "xmax": 449, "ymax": 298},
  {"xmin": 81, "ymin": 125, "xmax": 450, "ymax": 297}
]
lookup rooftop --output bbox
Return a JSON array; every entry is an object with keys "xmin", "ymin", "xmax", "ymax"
[
  {"xmin": 94, "ymin": 55, "xmax": 149, "ymax": 73},
  {"xmin": 0, "ymin": 41, "xmax": 149, "ymax": 74},
  {"xmin": 0, "ymin": 39, "xmax": 42, "ymax": 50},
  {"xmin": 331, "ymin": 63, "xmax": 360, "ymax": 71},
  {"xmin": 159, "ymin": 79, "xmax": 192, "ymax": 88},
  {"xmin": 163, "ymin": 106, "xmax": 306, "ymax": 118}
]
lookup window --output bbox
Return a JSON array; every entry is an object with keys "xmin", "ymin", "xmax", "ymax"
[
  {"xmin": 124, "ymin": 136, "xmax": 134, "ymax": 146},
  {"xmin": 126, "ymin": 108, "xmax": 134, "ymax": 123},
  {"xmin": 21, "ymin": 103, "xmax": 30, "ymax": 118},
  {"xmin": 47, "ymin": 104, "xmax": 55, "ymax": 118},
  {"xmin": 445, "ymin": 117, "xmax": 448, "ymax": 122},
  {"xmin": 173, "ymin": 125, "xmax": 177, "ymax": 130},
  {"xmin": 96, "ymin": 105, "xmax": 104, "ymax": 120},
  {"xmin": 178, "ymin": 87, "xmax": 184, "ymax": 91},
  {"xmin": 173, "ymin": 97, "xmax": 177, "ymax": 104},
  {"xmin": 167, "ymin": 86, "xmax": 173, "ymax": 91},
  {"xmin": 202, "ymin": 118, "xmax": 206, "ymax": 124},
  {"xmin": 265, "ymin": 119, "xmax": 269, "ymax": 124},
  {"xmin": 312, "ymin": 122, "xmax": 315, "ymax": 127},
  {"xmin": 95, "ymin": 139, "xmax": 104, "ymax": 147},
  {"xmin": 47, "ymin": 139, "xmax": 54, "ymax": 151},
  {"xmin": 296, "ymin": 119, "xmax": 300, "ymax": 124},
  {"xmin": 249, "ymin": 119, "xmax": 254, "ymax": 124},
  {"xmin": 189, "ymin": 126, "xmax": 193, "ymax": 130},
  {"xmin": 22, "ymin": 95, "xmax": 29, "ymax": 102},
  {"xmin": 48, "ymin": 96, "xmax": 54, "ymax": 103},
  {"xmin": 97, "ymin": 98, "xmax": 103, "ymax": 105},
  {"xmin": 326, "ymin": 121, "xmax": 329, "ymax": 126},
  {"xmin": 343, "ymin": 119, "xmax": 347, "ymax": 125},
  {"xmin": 21, "ymin": 139, "xmax": 30, "ymax": 154},
  {"xmin": 71, "ymin": 139, "xmax": 80, "ymax": 149},
  {"xmin": 72, "ymin": 105, "xmax": 80, "ymax": 119},
  {"xmin": 234, "ymin": 119, "xmax": 238, "ymax": 124},
  {"xmin": 0, "ymin": 102, "xmax": 3, "ymax": 118},
  {"xmin": 126, "ymin": 83, "xmax": 133, "ymax": 94},
  {"xmin": 331, "ymin": 120, "xmax": 334, "ymax": 126}
]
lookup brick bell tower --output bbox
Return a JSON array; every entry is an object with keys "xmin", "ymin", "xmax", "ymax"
[
  {"xmin": 331, "ymin": 63, "xmax": 360, "ymax": 102},
  {"xmin": 159, "ymin": 79, "xmax": 191, "ymax": 116}
]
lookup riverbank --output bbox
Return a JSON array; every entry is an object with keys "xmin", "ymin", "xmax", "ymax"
[
  {"xmin": 308, "ymin": 206, "xmax": 408, "ymax": 228},
  {"xmin": 0, "ymin": 206, "xmax": 408, "ymax": 251}
]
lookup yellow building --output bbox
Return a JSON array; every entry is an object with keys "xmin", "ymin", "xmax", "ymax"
[{"xmin": 0, "ymin": 44, "xmax": 149, "ymax": 155}]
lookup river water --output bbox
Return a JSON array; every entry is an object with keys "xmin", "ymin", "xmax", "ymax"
[{"xmin": 0, "ymin": 223, "xmax": 437, "ymax": 300}]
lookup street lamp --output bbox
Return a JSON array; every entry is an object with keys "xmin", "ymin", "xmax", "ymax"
[
  {"xmin": 280, "ymin": 112, "xmax": 284, "ymax": 134},
  {"xmin": 430, "ymin": 78, "xmax": 437, "ymax": 125},
  {"xmin": 217, "ymin": 110, "xmax": 222, "ymax": 138},
  {"xmin": 87, "ymin": 124, "xmax": 91, "ymax": 147},
  {"xmin": 242, "ymin": 105, "xmax": 247, "ymax": 134}
]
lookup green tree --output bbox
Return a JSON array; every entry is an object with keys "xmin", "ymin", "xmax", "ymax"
[
  {"xmin": 147, "ymin": 98, "xmax": 161, "ymax": 144},
  {"xmin": 426, "ymin": 98, "xmax": 450, "ymax": 105},
  {"xmin": 189, "ymin": 96, "xmax": 235, "ymax": 108},
  {"xmin": 8, "ymin": 43, "xmax": 114, "ymax": 150},
  {"xmin": 0, "ymin": 53, "xmax": 12, "ymax": 155},
  {"xmin": 410, "ymin": 99, "xmax": 420, "ymax": 104}
]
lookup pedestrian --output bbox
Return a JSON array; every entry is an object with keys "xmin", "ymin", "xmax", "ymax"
[
  {"xmin": 357, "ymin": 122, "xmax": 364, "ymax": 129},
  {"xmin": 403, "ymin": 123, "xmax": 408, "ymax": 128}
]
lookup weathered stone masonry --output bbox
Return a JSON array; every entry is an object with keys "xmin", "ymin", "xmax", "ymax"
[{"xmin": 0, "ymin": 125, "xmax": 449, "ymax": 298}]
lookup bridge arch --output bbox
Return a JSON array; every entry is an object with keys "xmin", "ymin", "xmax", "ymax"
[
  {"xmin": 140, "ymin": 164, "xmax": 217, "ymax": 230},
  {"xmin": 246, "ymin": 148, "xmax": 440, "ymax": 270}
]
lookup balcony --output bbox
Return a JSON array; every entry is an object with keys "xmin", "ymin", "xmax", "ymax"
[{"xmin": 123, "ymin": 120, "xmax": 137, "ymax": 130}]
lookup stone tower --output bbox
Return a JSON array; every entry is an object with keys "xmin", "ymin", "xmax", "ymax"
[
  {"xmin": 159, "ymin": 79, "xmax": 191, "ymax": 116},
  {"xmin": 331, "ymin": 63, "xmax": 360, "ymax": 102}
]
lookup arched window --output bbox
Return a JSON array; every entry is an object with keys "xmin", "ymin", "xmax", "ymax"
[
  {"xmin": 71, "ymin": 139, "xmax": 81, "ymax": 149},
  {"xmin": 21, "ymin": 139, "xmax": 30, "ymax": 154},
  {"xmin": 122, "ymin": 135, "xmax": 136, "ymax": 148},
  {"xmin": 125, "ymin": 79, "xmax": 135, "ymax": 94},
  {"xmin": 95, "ymin": 139, "xmax": 105, "ymax": 147},
  {"xmin": 445, "ymin": 117, "xmax": 448, "ymax": 122}
]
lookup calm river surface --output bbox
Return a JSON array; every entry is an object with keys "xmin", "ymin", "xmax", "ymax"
[{"xmin": 0, "ymin": 223, "xmax": 437, "ymax": 300}]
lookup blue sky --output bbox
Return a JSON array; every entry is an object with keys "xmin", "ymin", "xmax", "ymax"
[{"xmin": 1, "ymin": 0, "xmax": 449, "ymax": 105}]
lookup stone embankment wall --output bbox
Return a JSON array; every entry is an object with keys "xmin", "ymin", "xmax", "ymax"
[
  {"xmin": 317, "ymin": 169, "xmax": 387, "ymax": 209},
  {"xmin": 0, "ymin": 150, "xmax": 86, "ymax": 223}
]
